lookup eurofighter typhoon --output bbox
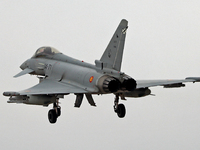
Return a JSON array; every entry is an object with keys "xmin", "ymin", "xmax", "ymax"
[{"xmin": 3, "ymin": 19, "xmax": 200, "ymax": 123}]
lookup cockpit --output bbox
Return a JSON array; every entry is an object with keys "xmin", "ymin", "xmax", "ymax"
[{"xmin": 32, "ymin": 46, "xmax": 61, "ymax": 58}]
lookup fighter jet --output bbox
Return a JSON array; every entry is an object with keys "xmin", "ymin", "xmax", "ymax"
[{"xmin": 3, "ymin": 19, "xmax": 200, "ymax": 123}]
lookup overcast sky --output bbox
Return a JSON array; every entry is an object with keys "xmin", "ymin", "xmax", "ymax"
[{"xmin": 1, "ymin": 1, "xmax": 200, "ymax": 150}]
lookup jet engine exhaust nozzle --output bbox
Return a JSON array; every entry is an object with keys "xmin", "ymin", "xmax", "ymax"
[
  {"xmin": 121, "ymin": 76, "xmax": 137, "ymax": 91},
  {"xmin": 98, "ymin": 76, "xmax": 120, "ymax": 93},
  {"xmin": 103, "ymin": 77, "xmax": 120, "ymax": 93}
]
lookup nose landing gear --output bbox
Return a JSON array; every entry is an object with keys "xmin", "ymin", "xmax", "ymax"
[
  {"xmin": 48, "ymin": 100, "xmax": 61, "ymax": 124},
  {"xmin": 114, "ymin": 95, "xmax": 126, "ymax": 118}
]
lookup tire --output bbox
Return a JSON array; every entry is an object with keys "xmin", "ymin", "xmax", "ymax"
[
  {"xmin": 48, "ymin": 109, "xmax": 57, "ymax": 123},
  {"xmin": 117, "ymin": 104, "xmax": 126, "ymax": 118}
]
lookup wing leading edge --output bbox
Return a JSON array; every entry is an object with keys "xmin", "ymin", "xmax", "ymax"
[{"xmin": 18, "ymin": 79, "xmax": 96, "ymax": 95}]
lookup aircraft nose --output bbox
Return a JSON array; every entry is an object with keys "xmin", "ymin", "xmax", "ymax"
[{"xmin": 20, "ymin": 60, "xmax": 28, "ymax": 70}]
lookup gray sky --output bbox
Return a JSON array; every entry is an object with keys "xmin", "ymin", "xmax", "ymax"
[{"xmin": 1, "ymin": 1, "xmax": 200, "ymax": 149}]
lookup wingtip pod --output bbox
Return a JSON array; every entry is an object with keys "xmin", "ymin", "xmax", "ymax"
[
  {"xmin": 3, "ymin": 91, "xmax": 20, "ymax": 97},
  {"xmin": 185, "ymin": 77, "xmax": 200, "ymax": 82}
]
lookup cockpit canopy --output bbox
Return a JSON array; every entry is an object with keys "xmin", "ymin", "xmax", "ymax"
[{"xmin": 32, "ymin": 46, "xmax": 61, "ymax": 58}]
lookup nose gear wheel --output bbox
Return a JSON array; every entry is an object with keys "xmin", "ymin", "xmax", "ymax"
[{"xmin": 48, "ymin": 99, "xmax": 61, "ymax": 124}]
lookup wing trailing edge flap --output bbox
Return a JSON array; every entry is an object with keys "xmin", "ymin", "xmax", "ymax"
[
  {"xmin": 136, "ymin": 77, "xmax": 200, "ymax": 89},
  {"xmin": 19, "ymin": 79, "xmax": 96, "ymax": 95}
]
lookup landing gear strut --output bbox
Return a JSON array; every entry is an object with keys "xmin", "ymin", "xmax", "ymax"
[
  {"xmin": 48, "ymin": 99, "xmax": 61, "ymax": 124},
  {"xmin": 114, "ymin": 94, "xmax": 126, "ymax": 118}
]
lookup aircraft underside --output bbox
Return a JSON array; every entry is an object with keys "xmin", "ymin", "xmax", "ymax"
[{"xmin": 6, "ymin": 90, "xmax": 145, "ymax": 123}]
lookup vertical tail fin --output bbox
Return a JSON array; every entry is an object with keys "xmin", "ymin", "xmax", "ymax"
[{"xmin": 100, "ymin": 19, "xmax": 128, "ymax": 71}]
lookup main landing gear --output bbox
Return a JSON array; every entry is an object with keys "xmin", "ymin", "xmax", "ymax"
[
  {"xmin": 47, "ymin": 95, "xmax": 126, "ymax": 123},
  {"xmin": 48, "ymin": 100, "xmax": 61, "ymax": 124},
  {"xmin": 114, "ymin": 94, "xmax": 126, "ymax": 118}
]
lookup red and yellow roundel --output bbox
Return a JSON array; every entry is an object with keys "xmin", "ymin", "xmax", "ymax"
[{"xmin": 89, "ymin": 76, "xmax": 94, "ymax": 83}]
